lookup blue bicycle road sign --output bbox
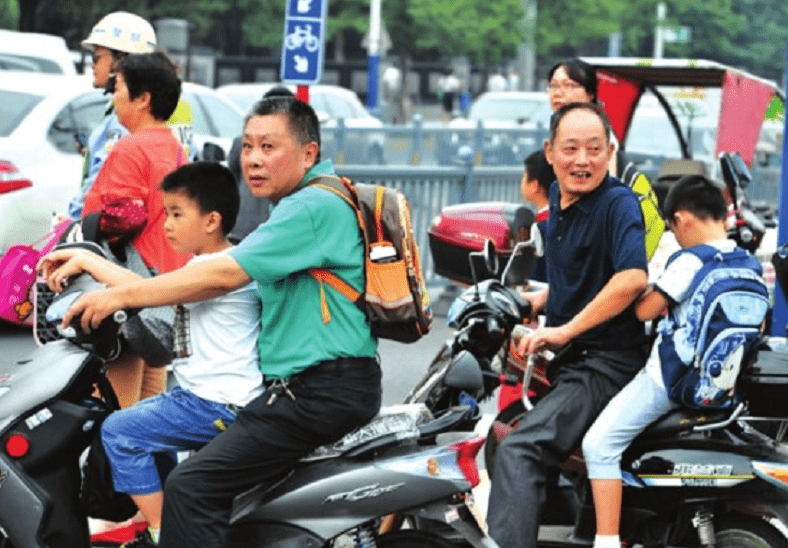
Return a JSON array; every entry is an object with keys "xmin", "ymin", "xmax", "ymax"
[{"xmin": 280, "ymin": 0, "xmax": 327, "ymax": 85}]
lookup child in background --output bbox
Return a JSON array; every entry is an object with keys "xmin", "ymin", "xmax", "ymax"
[
  {"xmin": 581, "ymin": 174, "xmax": 768, "ymax": 548},
  {"xmin": 39, "ymin": 162, "xmax": 263, "ymax": 548},
  {"xmin": 520, "ymin": 150, "xmax": 554, "ymax": 282}
]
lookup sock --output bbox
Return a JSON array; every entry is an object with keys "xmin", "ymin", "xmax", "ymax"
[
  {"xmin": 149, "ymin": 528, "xmax": 160, "ymax": 543},
  {"xmin": 594, "ymin": 534, "xmax": 620, "ymax": 548}
]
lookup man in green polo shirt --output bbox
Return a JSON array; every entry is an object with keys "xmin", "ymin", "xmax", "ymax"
[{"xmin": 59, "ymin": 96, "xmax": 381, "ymax": 548}]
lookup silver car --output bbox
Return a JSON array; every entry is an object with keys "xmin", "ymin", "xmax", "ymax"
[{"xmin": 218, "ymin": 83, "xmax": 386, "ymax": 164}]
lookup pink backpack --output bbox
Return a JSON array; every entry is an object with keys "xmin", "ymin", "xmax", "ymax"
[{"xmin": 0, "ymin": 220, "xmax": 71, "ymax": 327}]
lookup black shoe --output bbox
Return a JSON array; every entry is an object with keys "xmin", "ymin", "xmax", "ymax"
[{"xmin": 120, "ymin": 528, "xmax": 158, "ymax": 548}]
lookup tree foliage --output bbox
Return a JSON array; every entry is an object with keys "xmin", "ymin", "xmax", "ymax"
[
  {"xmin": 536, "ymin": 0, "xmax": 625, "ymax": 54},
  {"xmin": 407, "ymin": 0, "xmax": 525, "ymax": 67},
  {"xmin": 4, "ymin": 0, "xmax": 788, "ymax": 81},
  {"xmin": 0, "ymin": 0, "xmax": 19, "ymax": 28}
]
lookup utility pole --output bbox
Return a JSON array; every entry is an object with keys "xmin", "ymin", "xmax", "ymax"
[
  {"xmin": 366, "ymin": 0, "xmax": 381, "ymax": 114},
  {"xmin": 653, "ymin": 2, "xmax": 666, "ymax": 59},
  {"xmin": 772, "ymin": 45, "xmax": 788, "ymax": 335},
  {"xmin": 515, "ymin": 0, "xmax": 537, "ymax": 91}
]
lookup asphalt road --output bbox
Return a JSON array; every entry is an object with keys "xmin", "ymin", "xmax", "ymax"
[{"xmin": 1, "ymin": 311, "xmax": 457, "ymax": 407}]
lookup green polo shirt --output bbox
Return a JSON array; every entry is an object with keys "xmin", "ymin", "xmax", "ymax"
[{"xmin": 230, "ymin": 160, "xmax": 377, "ymax": 379}]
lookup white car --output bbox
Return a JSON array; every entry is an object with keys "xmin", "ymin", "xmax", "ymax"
[
  {"xmin": 441, "ymin": 91, "xmax": 552, "ymax": 165},
  {"xmin": 0, "ymin": 72, "xmax": 244, "ymax": 254},
  {"xmin": 0, "ymin": 29, "xmax": 77, "ymax": 76},
  {"xmin": 217, "ymin": 82, "xmax": 386, "ymax": 164}
]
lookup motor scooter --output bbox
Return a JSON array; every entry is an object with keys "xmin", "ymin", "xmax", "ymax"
[
  {"xmin": 472, "ymin": 252, "xmax": 788, "ymax": 548},
  {"xmin": 484, "ymin": 323, "xmax": 788, "ymax": 548},
  {"xmin": 425, "ymin": 190, "xmax": 788, "ymax": 548},
  {"xmin": 0, "ymin": 243, "xmax": 500, "ymax": 548}
]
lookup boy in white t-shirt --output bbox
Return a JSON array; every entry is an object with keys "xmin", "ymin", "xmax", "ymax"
[
  {"xmin": 39, "ymin": 162, "xmax": 262, "ymax": 548},
  {"xmin": 581, "ymin": 174, "xmax": 767, "ymax": 548}
]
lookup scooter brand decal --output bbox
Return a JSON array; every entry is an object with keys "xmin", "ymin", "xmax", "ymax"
[
  {"xmin": 25, "ymin": 408, "xmax": 53, "ymax": 431},
  {"xmin": 637, "ymin": 463, "xmax": 753, "ymax": 487},
  {"xmin": 681, "ymin": 478, "xmax": 717, "ymax": 487},
  {"xmin": 672, "ymin": 464, "xmax": 733, "ymax": 476},
  {"xmin": 323, "ymin": 482, "xmax": 406, "ymax": 503}
]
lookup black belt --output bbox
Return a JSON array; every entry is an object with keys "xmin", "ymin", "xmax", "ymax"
[{"xmin": 264, "ymin": 356, "xmax": 377, "ymax": 388}]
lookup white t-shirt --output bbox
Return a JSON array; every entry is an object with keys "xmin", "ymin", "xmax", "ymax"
[
  {"xmin": 172, "ymin": 250, "xmax": 263, "ymax": 406},
  {"xmin": 644, "ymin": 238, "xmax": 737, "ymax": 387}
]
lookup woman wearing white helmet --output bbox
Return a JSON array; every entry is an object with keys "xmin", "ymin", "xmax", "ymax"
[{"xmin": 67, "ymin": 11, "xmax": 195, "ymax": 222}]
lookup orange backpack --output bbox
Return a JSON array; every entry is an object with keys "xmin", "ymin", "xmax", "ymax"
[{"xmin": 308, "ymin": 176, "xmax": 432, "ymax": 343}]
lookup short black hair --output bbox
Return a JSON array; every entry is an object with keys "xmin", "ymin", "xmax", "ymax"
[
  {"xmin": 159, "ymin": 161, "xmax": 240, "ymax": 236},
  {"xmin": 549, "ymin": 102, "xmax": 612, "ymax": 145},
  {"xmin": 264, "ymin": 86, "xmax": 295, "ymax": 99},
  {"xmin": 548, "ymin": 58, "xmax": 598, "ymax": 104},
  {"xmin": 245, "ymin": 94, "xmax": 321, "ymax": 164},
  {"xmin": 524, "ymin": 150, "xmax": 555, "ymax": 197},
  {"xmin": 117, "ymin": 52, "xmax": 181, "ymax": 121},
  {"xmin": 662, "ymin": 174, "xmax": 728, "ymax": 223}
]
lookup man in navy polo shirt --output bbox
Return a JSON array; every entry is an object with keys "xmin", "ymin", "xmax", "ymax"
[{"xmin": 487, "ymin": 102, "xmax": 649, "ymax": 548}]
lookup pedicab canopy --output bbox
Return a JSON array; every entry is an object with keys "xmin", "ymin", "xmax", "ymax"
[{"xmin": 581, "ymin": 57, "xmax": 785, "ymax": 168}]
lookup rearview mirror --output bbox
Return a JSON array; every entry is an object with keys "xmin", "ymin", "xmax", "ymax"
[
  {"xmin": 469, "ymin": 239, "xmax": 498, "ymax": 285},
  {"xmin": 730, "ymin": 152, "xmax": 753, "ymax": 188},
  {"xmin": 202, "ymin": 142, "xmax": 226, "ymax": 162},
  {"xmin": 443, "ymin": 350, "xmax": 484, "ymax": 392},
  {"xmin": 502, "ymin": 241, "xmax": 537, "ymax": 287},
  {"xmin": 501, "ymin": 226, "xmax": 542, "ymax": 286}
]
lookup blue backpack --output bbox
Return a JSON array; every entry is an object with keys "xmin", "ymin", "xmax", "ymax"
[{"xmin": 658, "ymin": 244, "xmax": 769, "ymax": 409}]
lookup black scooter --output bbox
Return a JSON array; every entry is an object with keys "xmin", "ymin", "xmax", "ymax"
[
  {"xmin": 481, "ymin": 253, "xmax": 788, "ymax": 548},
  {"xmin": 407, "ymin": 235, "xmax": 788, "ymax": 548},
  {"xmin": 0, "ymin": 244, "xmax": 499, "ymax": 548}
]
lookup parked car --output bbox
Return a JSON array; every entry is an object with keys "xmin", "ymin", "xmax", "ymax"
[
  {"xmin": 217, "ymin": 82, "xmax": 386, "ymax": 164},
  {"xmin": 0, "ymin": 29, "xmax": 77, "ymax": 76},
  {"xmin": 0, "ymin": 72, "xmax": 244, "ymax": 255},
  {"xmin": 439, "ymin": 91, "xmax": 552, "ymax": 165}
]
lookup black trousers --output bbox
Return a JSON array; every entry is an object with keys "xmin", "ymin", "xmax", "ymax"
[
  {"xmin": 486, "ymin": 347, "xmax": 644, "ymax": 548},
  {"xmin": 158, "ymin": 357, "xmax": 382, "ymax": 548}
]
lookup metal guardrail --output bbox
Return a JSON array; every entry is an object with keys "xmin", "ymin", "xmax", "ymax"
[
  {"xmin": 328, "ymin": 121, "xmax": 781, "ymax": 203},
  {"xmin": 322, "ymin": 119, "xmax": 549, "ymax": 168},
  {"xmin": 336, "ymin": 165, "xmax": 524, "ymax": 285}
]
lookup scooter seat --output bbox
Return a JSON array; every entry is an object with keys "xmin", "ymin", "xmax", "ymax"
[
  {"xmin": 0, "ymin": 340, "xmax": 91, "ymax": 432},
  {"xmin": 639, "ymin": 406, "xmax": 732, "ymax": 439}
]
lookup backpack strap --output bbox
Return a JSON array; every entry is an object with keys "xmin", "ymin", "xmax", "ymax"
[
  {"xmin": 680, "ymin": 243, "xmax": 761, "ymax": 292},
  {"xmin": 305, "ymin": 175, "xmax": 368, "ymax": 324}
]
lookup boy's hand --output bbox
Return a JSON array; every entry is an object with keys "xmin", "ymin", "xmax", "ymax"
[{"xmin": 37, "ymin": 250, "xmax": 87, "ymax": 293}]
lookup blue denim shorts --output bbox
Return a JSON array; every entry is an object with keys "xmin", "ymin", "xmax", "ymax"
[{"xmin": 101, "ymin": 386, "xmax": 238, "ymax": 495}]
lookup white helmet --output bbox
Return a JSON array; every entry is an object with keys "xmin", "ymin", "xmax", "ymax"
[{"xmin": 82, "ymin": 11, "xmax": 157, "ymax": 54}]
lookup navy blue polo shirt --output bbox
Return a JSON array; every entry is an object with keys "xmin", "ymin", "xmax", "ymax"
[{"xmin": 545, "ymin": 175, "xmax": 647, "ymax": 350}]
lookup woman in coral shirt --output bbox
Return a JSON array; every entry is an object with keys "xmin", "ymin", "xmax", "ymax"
[{"xmin": 83, "ymin": 52, "xmax": 190, "ymax": 408}]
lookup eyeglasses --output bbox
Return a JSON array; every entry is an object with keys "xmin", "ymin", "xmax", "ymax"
[
  {"xmin": 547, "ymin": 80, "xmax": 584, "ymax": 93},
  {"xmin": 91, "ymin": 51, "xmax": 112, "ymax": 64}
]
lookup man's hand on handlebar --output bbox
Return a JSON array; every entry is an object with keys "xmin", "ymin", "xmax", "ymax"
[
  {"xmin": 516, "ymin": 325, "xmax": 571, "ymax": 357},
  {"xmin": 63, "ymin": 288, "xmax": 124, "ymax": 333},
  {"xmin": 520, "ymin": 285, "xmax": 548, "ymax": 322}
]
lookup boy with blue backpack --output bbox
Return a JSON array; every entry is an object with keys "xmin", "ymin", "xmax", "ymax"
[{"xmin": 581, "ymin": 174, "xmax": 769, "ymax": 548}]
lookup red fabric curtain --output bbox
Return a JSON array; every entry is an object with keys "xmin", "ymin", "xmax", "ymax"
[
  {"xmin": 596, "ymin": 70, "xmax": 642, "ymax": 143},
  {"xmin": 717, "ymin": 71, "xmax": 774, "ymax": 167}
]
